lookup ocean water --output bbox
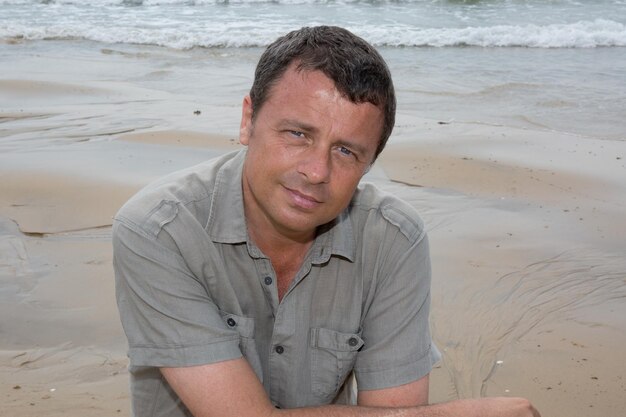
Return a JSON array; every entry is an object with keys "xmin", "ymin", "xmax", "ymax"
[
  {"xmin": 3, "ymin": 0, "xmax": 626, "ymax": 48},
  {"xmin": 1, "ymin": 0, "xmax": 625, "ymax": 140}
]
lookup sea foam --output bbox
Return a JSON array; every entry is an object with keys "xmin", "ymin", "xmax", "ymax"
[
  {"xmin": 1, "ymin": 0, "xmax": 625, "ymax": 49},
  {"xmin": 2, "ymin": 19, "xmax": 625, "ymax": 49}
]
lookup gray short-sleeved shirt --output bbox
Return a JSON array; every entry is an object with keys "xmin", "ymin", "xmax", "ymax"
[{"xmin": 113, "ymin": 149, "xmax": 440, "ymax": 416}]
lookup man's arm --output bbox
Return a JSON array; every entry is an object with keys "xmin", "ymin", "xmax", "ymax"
[
  {"xmin": 358, "ymin": 375, "xmax": 430, "ymax": 407},
  {"xmin": 161, "ymin": 358, "xmax": 540, "ymax": 417}
]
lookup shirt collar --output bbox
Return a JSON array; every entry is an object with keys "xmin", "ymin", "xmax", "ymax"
[
  {"xmin": 206, "ymin": 149, "xmax": 249, "ymax": 243},
  {"xmin": 206, "ymin": 149, "xmax": 356, "ymax": 262}
]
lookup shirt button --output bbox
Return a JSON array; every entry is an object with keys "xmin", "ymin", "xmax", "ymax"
[
  {"xmin": 226, "ymin": 318, "xmax": 236, "ymax": 327},
  {"xmin": 275, "ymin": 345, "xmax": 284, "ymax": 354},
  {"xmin": 264, "ymin": 276, "xmax": 273, "ymax": 285},
  {"xmin": 348, "ymin": 337, "xmax": 358, "ymax": 347}
]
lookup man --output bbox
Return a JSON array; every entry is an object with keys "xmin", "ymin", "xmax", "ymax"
[{"xmin": 113, "ymin": 26, "xmax": 539, "ymax": 417}]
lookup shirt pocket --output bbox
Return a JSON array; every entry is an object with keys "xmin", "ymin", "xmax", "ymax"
[
  {"xmin": 309, "ymin": 327, "xmax": 364, "ymax": 403},
  {"xmin": 220, "ymin": 312, "xmax": 263, "ymax": 383}
]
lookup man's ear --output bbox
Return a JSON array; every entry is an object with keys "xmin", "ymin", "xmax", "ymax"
[{"xmin": 239, "ymin": 95, "xmax": 253, "ymax": 146}]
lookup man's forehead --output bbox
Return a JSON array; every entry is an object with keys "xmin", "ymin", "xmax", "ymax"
[
  {"xmin": 271, "ymin": 64, "xmax": 333, "ymax": 94},
  {"xmin": 266, "ymin": 64, "xmax": 378, "ymax": 112}
]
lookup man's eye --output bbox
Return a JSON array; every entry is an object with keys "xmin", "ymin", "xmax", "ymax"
[
  {"xmin": 338, "ymin": 146, "xmax": 354, "ymax": 157},
  {"xmin": 289, "ymin": 130, "xmax": 304, "ymax": 138}
]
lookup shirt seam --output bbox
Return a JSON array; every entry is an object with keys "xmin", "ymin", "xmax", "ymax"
[
  {"xmin": 115, "ymin": 214, "xmax": 156, "ymax": 241},
  {"xmin": 380, "ymin": 203, "xmax": 425, "ymax": 243},
  {"xmin": 130, "ymin": 335, "xmax": 240, "ymax": 350}
]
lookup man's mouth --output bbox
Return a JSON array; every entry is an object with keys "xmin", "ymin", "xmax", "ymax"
[{"xmin": 284, "ymin": 186, "xmax": 322, "ymax": 210}]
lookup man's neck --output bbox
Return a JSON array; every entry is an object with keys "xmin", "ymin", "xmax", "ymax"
[{"xmin": 247, "ymin": 223, "xmax": 316, "ymax": 301}]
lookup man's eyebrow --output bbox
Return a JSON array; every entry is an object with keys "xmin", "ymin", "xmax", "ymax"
[{"xmin": 279, "ymin": 119, "xmax": 319, "ymax": 134}]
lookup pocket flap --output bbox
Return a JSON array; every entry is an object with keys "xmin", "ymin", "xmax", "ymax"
[{"xmin": 310, "ymin": 327, "xmax": 364, "ymax": 352}]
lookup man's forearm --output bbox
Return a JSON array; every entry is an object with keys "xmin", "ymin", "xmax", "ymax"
[
  {"xmin": 162, "ymin": 359, "xmax": 539, "ymax": 417},
  {"xmin": 272, "ymin": 397, "xmax": 539, "ymax": 417},
  {"xmin": 273, "ymin": 404, "xmax": 413, "ymax": 417}
]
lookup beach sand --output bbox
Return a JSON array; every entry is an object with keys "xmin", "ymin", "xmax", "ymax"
[{"xmin": 1, "ymin": 42, "xmax": 625, "ymax": 416}]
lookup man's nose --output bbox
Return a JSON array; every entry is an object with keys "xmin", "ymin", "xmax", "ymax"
[{"xmin": 298, "ymin": 146, "xmax": 331, "ymax": 184}]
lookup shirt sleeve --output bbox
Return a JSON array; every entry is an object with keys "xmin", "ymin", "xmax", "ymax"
[
  {"xmin": 112, "ymin": 218, "xmax": 242, "ymax": 368},
  {"xmin": 353, "ymin": 207, "xmax": 441, "ymax": 391}
]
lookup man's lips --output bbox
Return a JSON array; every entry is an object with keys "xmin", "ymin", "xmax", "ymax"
[{"xmin": 284, "ymin": 186, "xmax": 322, "ymax": 209}]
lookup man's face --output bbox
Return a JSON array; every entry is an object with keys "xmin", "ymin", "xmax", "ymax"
[{"xmin": 239, "ymin": 65, "xmax": 384, "ymax": 241}]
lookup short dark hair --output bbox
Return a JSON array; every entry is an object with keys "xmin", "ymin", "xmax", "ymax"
[{"xmin": 249, "ymin": 26, "xmax": 396, "ymax": 161}]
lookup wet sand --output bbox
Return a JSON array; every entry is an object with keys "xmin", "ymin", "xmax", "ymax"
[
  {"xmin": 377, "ymin": 123, "xmax": 626, "ymax": 414},
  {"xmin": 1, "ymin": 41, "xmax": 625, "ymax": 416}
]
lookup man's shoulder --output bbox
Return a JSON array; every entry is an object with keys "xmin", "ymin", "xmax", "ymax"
[
  {"xmin": 114, "ymin": 150, "xmax": 243, "ymax": 238},
  {"xmin": 350, "ymin": 182, "xmax": 425, "ymax": 243}
]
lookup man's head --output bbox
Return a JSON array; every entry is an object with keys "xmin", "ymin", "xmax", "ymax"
[{"xmin": 249, "ymin": 26, "xmax": 395, "ymax": 161}]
